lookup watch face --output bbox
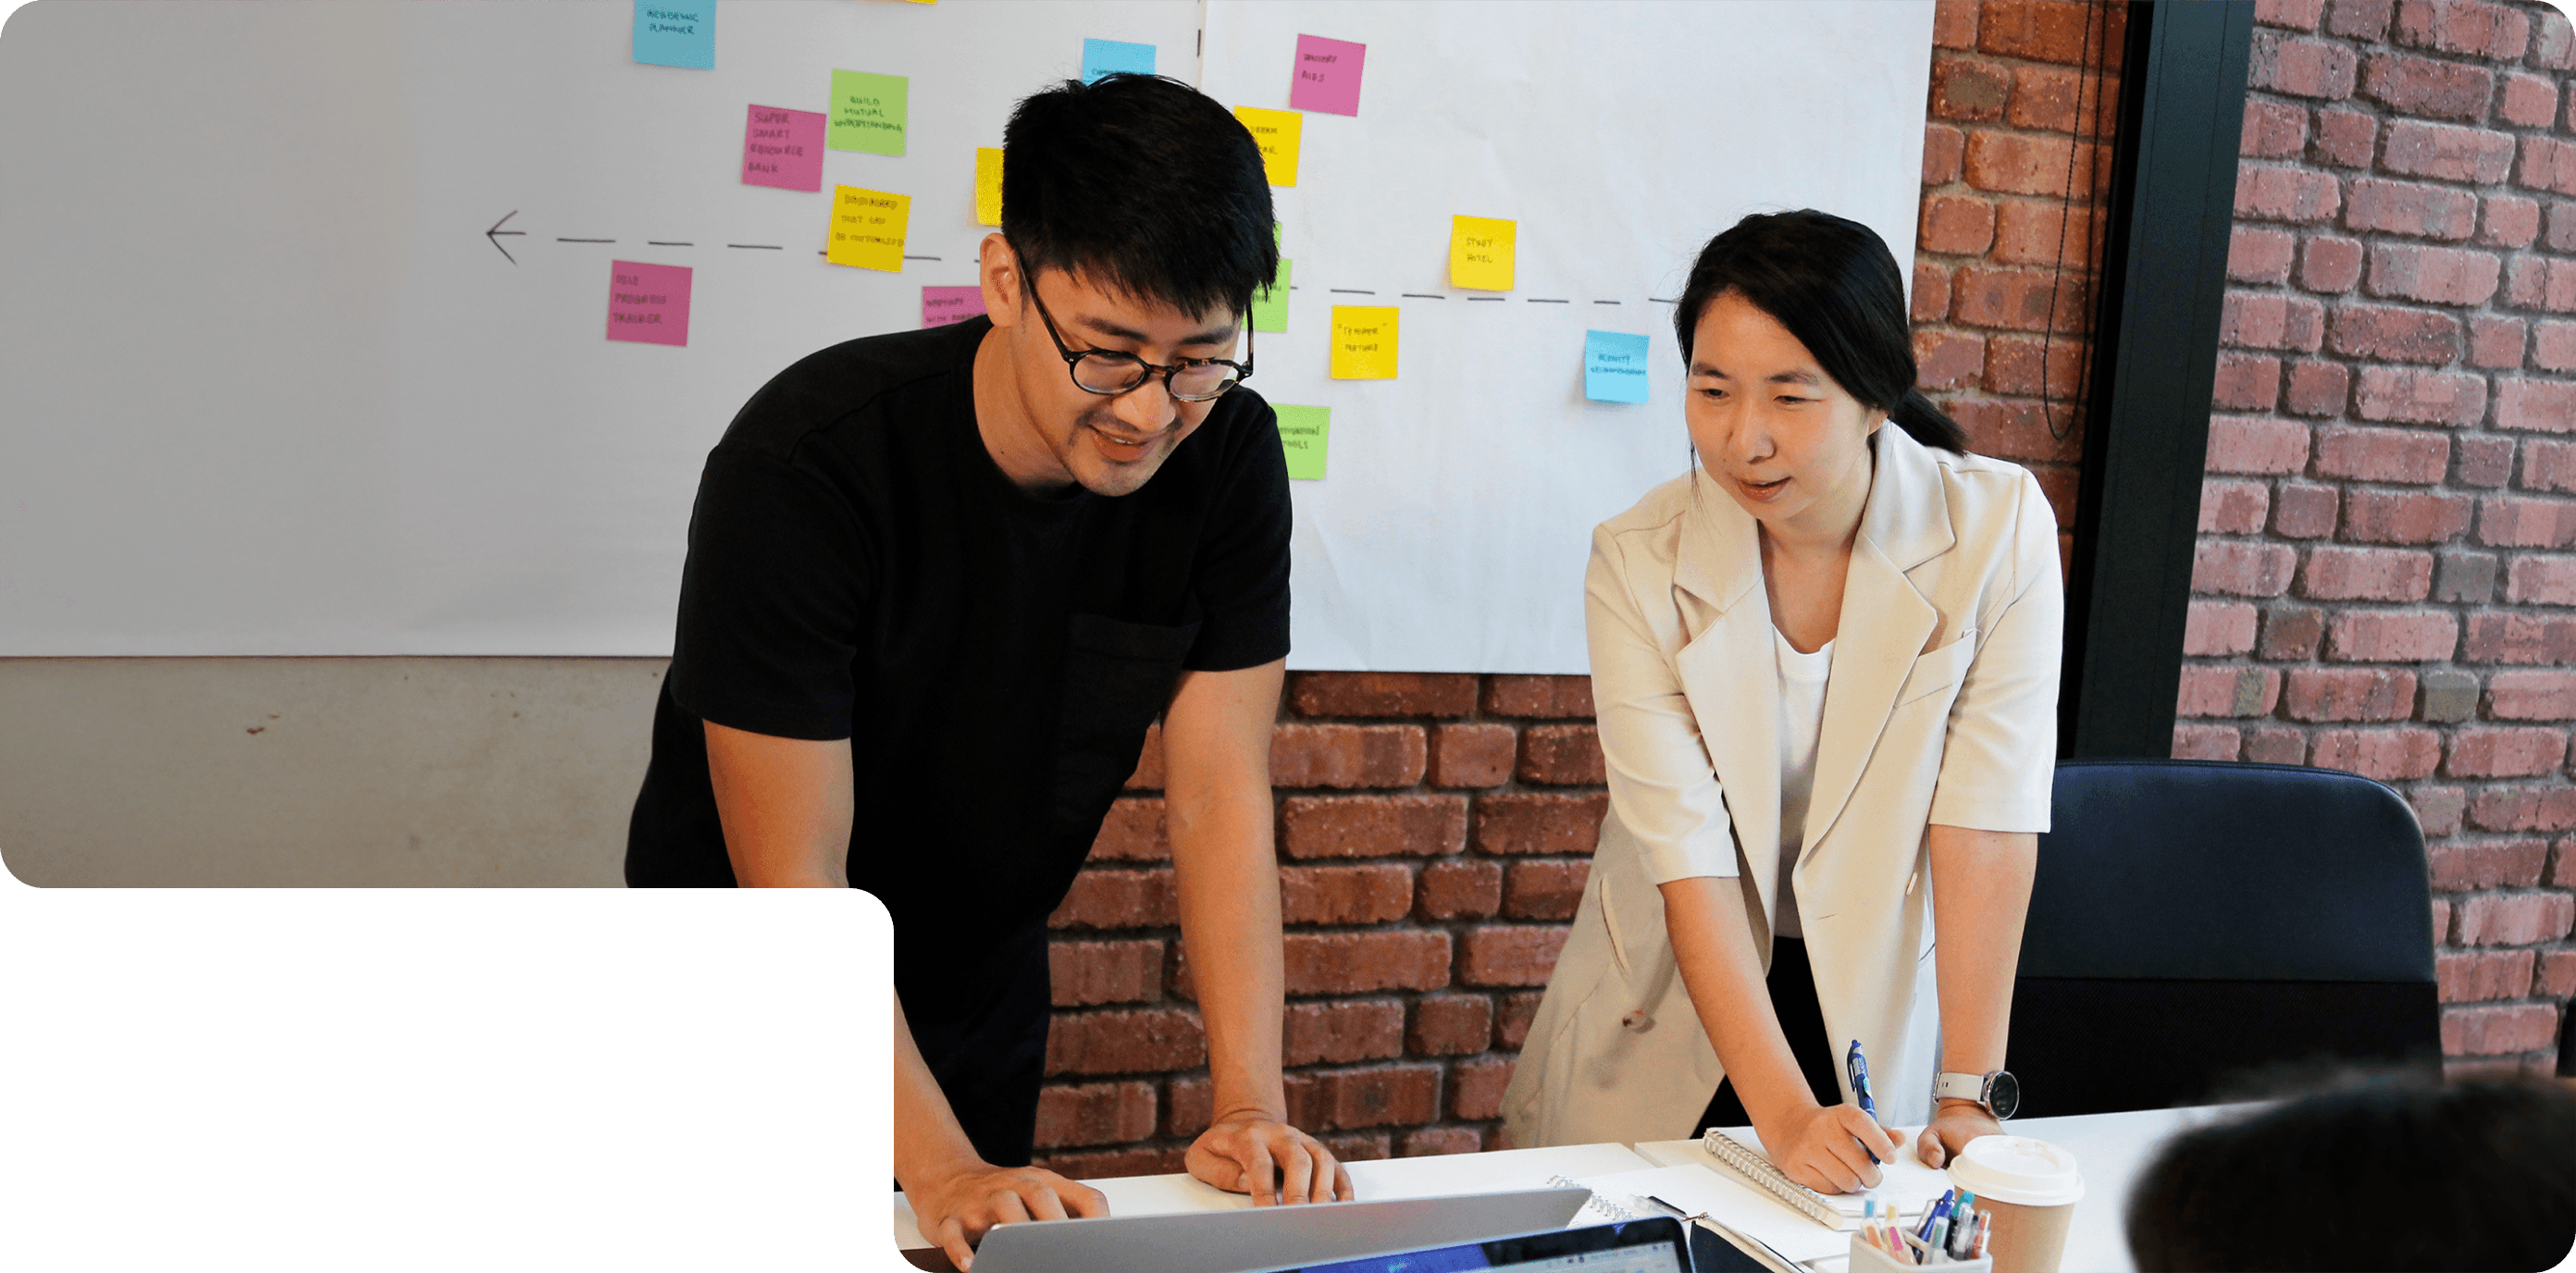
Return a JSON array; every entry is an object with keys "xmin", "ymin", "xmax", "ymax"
[{"xmin": 1988, "ymin": 1070, "xmax": 2020, "ymax": 1119}]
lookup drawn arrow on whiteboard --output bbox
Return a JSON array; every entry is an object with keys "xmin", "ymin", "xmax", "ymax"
[{"xmin": 486, "ymin": 210, "xmax": 526, "ymax": 264}]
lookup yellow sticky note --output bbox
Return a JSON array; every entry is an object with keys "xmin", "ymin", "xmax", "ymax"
[
  {"xmin": 973, "ymin": 147, "xmax": 1003, "ymax": 226},
  {"xmin": 1331, "ymin": 306, "xmax": 1398, "ymax": 379},
  {"xmin": 827, "ymin": 185, "xmax": 910, "ymax": 271},
  {"xmin": 1450, "ymin": 215, "xmax": 1517, "ymax": 290},
  {"xmin": 1232, "ymin": 105, "xmax": 1301, "ymax": 187}
]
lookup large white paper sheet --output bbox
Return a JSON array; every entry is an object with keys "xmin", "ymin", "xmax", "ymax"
[
  {"xmin": 1204, "ymin": 1, "xmax": 1934, "ymax": 671},
  {"xmin": 3, "ymin": 2, "xmax": 1929, "ymax": 663}
]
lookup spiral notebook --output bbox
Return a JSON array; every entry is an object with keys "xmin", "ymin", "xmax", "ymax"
[
  {"xmin": 1632, "ymin": 1128, "xmax": 1951, "ymax": 1230},
  {"xmin": 1542, "ymin": 1163, "xmax": 1847, "ymax": 1267}
]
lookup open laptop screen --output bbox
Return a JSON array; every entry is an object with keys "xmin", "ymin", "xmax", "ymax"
[{"xmin": 1270, "ymin": 1217, "xmax": 1691, "ymax": 1273}]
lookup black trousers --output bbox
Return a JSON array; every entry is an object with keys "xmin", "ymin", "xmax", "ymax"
[
  {"xmin": 1694, "ymin": 936, "xmax": 1845, "ymax": 1134},
  {"xmin": 903, "ymin": 924, "xmax": 1052, "ymax": 1169}
]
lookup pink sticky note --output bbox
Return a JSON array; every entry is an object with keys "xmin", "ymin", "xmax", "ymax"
[
  {"xmin": 741, "ymin": 104, "xmax": 825, "ymax": 192},
  {"xmin": 921, "ymin": 285, "xmax": 987, "ymax": 328},
  {"xmin": 606, "ymin": 261, "xmax": 692, "ymax": 346},
  {"xmin": 1288, "ymin": 34, "xmax": 1367, "ymax": 117}
]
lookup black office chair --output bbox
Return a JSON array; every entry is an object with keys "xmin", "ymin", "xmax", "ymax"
[{"xmin": 2004, "ymin": 759, "xmax": 2441, "ymax": 1119}]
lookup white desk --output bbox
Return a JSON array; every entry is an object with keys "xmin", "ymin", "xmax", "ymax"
[{"xmin": 892, "ymin": 1106, "xmax": 2243, "ymax": 1271}]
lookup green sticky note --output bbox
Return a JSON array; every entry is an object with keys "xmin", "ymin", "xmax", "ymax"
[
  {"xmin": 829, "ymin": 70, "xmax": 908, "ymax": 154},
  {"xmin": 1275, "ymin": 404, "xmax": 1329, "ymax": 480},
  {"xmin": 1252, "ymin": 258, "xmax": 1290, "ymax": 334}
]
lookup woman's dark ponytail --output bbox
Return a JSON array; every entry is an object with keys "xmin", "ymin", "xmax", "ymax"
[
  {"xmin": 1889, "ymin": 388, "xmax": 1970, "ymax": 454},
  {"xmin": 1674, "ymin": 210, "xmax": 1970, "ymax": 455}
]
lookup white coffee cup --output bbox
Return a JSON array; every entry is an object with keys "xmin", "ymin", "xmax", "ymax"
[{"xmin": 1945, "ymin": 1135, "xmax": 2085, "ymax": 1273}]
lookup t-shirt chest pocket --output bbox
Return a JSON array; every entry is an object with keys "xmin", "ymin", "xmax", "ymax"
[{"xmin": 1052, "ymin": 612, "xmax": 1201, "ymax": 834}]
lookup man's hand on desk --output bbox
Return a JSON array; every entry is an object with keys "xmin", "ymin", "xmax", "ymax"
[
  {"xmin": 912, "ymin": 1160, "xmax": 1108, "ymax": 1272},
  {"xmin": 1185, "ymin": 1108, "xmax": 1356, "ymax": 1205},
  {"xmin": 1913, "ymin": 1098, "xmax": 2005, "ymax": 1168}
]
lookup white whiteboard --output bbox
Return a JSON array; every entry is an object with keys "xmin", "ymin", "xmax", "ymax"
[{"xmin": 0, "ymin": 1, "xmax": 1932, "ymax": 668}]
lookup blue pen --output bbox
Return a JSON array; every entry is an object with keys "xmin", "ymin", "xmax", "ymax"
[
  {"xmin": 1846, "ymin": 1039, "xmax": 1884, "ymax": 1167},
  {"xmin": 1917, "ymin": 1190, "xmax": 1953, "ymax": 1243}
]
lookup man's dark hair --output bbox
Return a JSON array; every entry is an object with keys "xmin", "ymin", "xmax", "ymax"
[
  {"xmin": 1674, "ymin": 209, "xmax": 1969, "ymax": 454},
  {"xmin": 2124, "ymin": 1074, "xmax": 2576, "ymax": 1270},
  {"xmin": 1000, "ymin": 73, "xmax": 1278, "ymax": 319}
]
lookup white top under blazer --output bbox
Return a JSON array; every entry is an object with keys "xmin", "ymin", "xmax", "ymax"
[{"xmin": 1500, "ymin": 425, "xmax": 2062, "ymax": 1147}]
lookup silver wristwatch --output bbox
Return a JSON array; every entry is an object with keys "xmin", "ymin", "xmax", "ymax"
[{"xmin": 1935, "ymin": 1069, "xmax": 2019, "ymax": 1119}]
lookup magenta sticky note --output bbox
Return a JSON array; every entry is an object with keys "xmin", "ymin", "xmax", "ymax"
[
  {"xmin": 606, "ymin": 261, "xmax": 692, "ymax": 346},
  {"xmin": 741, "ymin": 104, "xmax": 825, "ymax": 192},
  {"xmin": 1288, "ymin": 34, "xmax": 1367, "ymax": 116},
  {"xmin": 921, "ymin": 285, "xmax": 987, "ymax": 328}
]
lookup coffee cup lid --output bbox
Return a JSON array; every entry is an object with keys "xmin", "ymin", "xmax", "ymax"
[{"xmin": 1944, "ymin": 1135, "xmax": 2085, "ymax": 1206}]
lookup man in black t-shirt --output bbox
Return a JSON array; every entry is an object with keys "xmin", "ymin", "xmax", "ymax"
[{"xmin": 624, "ymin": 75, "xmax": 1348, "ymax": 1265}]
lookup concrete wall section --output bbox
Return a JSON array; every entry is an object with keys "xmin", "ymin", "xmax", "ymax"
[{"xmin": 0, "ymin": 659, "xmax": 665, "ymax": 887}]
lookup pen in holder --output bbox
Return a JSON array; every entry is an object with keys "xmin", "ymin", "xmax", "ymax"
[
  {"xmin": 1851, "ymin": 1192, "xmax": 1992, "ymax": 1270},
  {"xmin": 1848, "ymin": 1231, "xmax": 1993, "ymax": 1271}
]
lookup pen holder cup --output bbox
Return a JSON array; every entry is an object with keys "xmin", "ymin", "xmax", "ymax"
[{"xmin": 1850, "ymin": 1232, "xmax": 1992, "ymax": 1272}]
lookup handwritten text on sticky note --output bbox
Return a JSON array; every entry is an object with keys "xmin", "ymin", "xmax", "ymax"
[
  {"xmin": 828, "ymin": 70, "xmax": 908, "ymax": 155},
  {"xmin": 741, "ymin": 105, "xmax": 824, "ymax": 192},
  {"xmin": 974, "ymin": 147, "xmax": 1004, "ymax": 226},
  {"xmin": 1252, "ymin": 258, "xmax": 1291, "ymax": 334},
  {"xmin": 922, "ymin": 286, "xmax": 986, "ymax": 328},
  {"xmin": 633, "ymin": 1, "xmax": 714, "ymax": 69},
  {"xmin": 1082, "ymin": 38, "xmax": 1156, "ymax": 83},
  {"xmin": 1585, "ymin": 330, "xmax": 1652, "ymax": 403},
  {"xmin": 827, "ymin": 186, "xmax": 910, "ymax": 271},
  {"xmin": 1451, "ymin": 216, "xmax": 1517, "ymax": 291},
  {"xmin": 606, "ymin": 260, "xmax": 692, "ymax": 346},
  {"xmin": 1289, "ymin": 34, "xmax": 1366, "ymax": 116},
  {"xmin": 1331, "ymin": 306, "xmax": 1398, "ymax": 379},
  {"xmin": 1232, "ymin": 106, "xmax": 1302, "ymax": 187},
  {"xmin": 1275, "ymin": 404, "xmax": 1330, "ymax": 479}
]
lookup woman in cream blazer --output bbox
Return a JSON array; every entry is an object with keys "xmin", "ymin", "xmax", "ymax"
[{"xmin": 1500, "ymin": 212, "xmax": 2061, "ymax": 1190}]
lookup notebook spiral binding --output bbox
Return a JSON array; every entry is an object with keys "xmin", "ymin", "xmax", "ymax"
[
  {"xmin": 1697, "ymin": 1129, "xmax": 1842, "ymax": 1228},
  {"xmin": 1545, "ymin": 1174, "xmax": 1641, "ymax": 1225}
]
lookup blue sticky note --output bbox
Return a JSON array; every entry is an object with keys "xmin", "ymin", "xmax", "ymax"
[
  {"xmin": 1585, "ymin": 329, "xmax": 1651, "ymax": 404},
  {"xmin": 1082, "ymin": 38, "xmax": 1156, "ymax": 83},
  {"xmin": 634, "ymin": 1, "xmax": 715, "ymax": 69}
]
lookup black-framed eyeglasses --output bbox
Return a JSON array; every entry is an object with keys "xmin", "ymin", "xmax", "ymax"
[{"xmin": 1022, "ymin": 277, "xmax": 1253, "ymax": 402}]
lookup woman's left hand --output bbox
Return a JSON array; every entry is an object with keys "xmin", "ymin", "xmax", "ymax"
[{"xmin": 1912, "ymin": 1098, "xmax": 2004, "ymax": 1168}]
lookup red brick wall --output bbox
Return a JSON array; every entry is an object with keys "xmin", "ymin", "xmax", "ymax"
[
  {"xmin": 1916, "ymin": 0, "xmax": 2124, "ymax": 552},
  {"xmin": 2175, "ymin": 0, "xmax": 2576, "ymax": 1076},
  {"xmin": 1032, "ymin": 0, "xmax": 2128, "ymax": 1176},
  {"xmin": 1038, "ymin": 674, "xmax": 1600, "ymax": 1174}
]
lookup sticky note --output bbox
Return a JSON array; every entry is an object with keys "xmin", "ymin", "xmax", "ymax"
[
  {"xmin": 741, "ymin": 105, "xmax": 824, "ymax": 192},
  {"xmin": 633, "ymin": 1, "xmax": 714, "ymax": 69},
  {"xmin": 606, "ymin": 261, "xmax": 692, "ymax": 346},
  {"xmin": 827, "ymin": 186, "xmax": 910, "ymax": 271},
  {"xmin": 974, "ymin": 147, "xmax": 1004, "ymax": 226},
  {"xmin": 1251, "ymin": 258, "xmax": 1291, "ymax": 333},
  {"xmin": 1275, "ymin": 405, "xmax": 1330, "ymax": 479},
  {"xmin": 1331, "ymin": 306, "xmax": 1398, "ymax": 379},
  {"xmin": 1082, "ymin": 38, "xmax": 1156, "ymax": 83},
  {"xmin": 1584, "ymin": 330, "xmax": 1652, "ymax": 403},
  {"xmin": 1451, "ymin": 216, "xmax": 1517, "ymax": 291},
  {"xmin": 829, "ymin": 70, "xmax": 908, "ymax": 155},
  {"xmin": 1233, "ymin": 106, "xmax": 1301, "ymax": 186},
  {"xmin": 922, "ymin": 286, "xmax": 986, "ymax": 328},
  {"xmin": 1289, "ymin": 34, "xmax": 1367, "ymax": 116}
]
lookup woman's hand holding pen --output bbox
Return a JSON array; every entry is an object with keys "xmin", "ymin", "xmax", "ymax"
[
  {"xmin": 1756, "ymin": 1099, "xmax": 1899, "ymax": 1194},
  {"xmin": 1913, "ymin": 1097, "xmax": 2006, "ymax": 1168}
]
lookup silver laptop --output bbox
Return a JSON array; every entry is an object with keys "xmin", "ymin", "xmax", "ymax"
[
  {"xmin": 1249, "ymin": 1215, "xmax": 1696, "ymax": 1273},
  {"xmin": 966, "ymin": 1187, "xmax": 1592, "ymax": 1273}
]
